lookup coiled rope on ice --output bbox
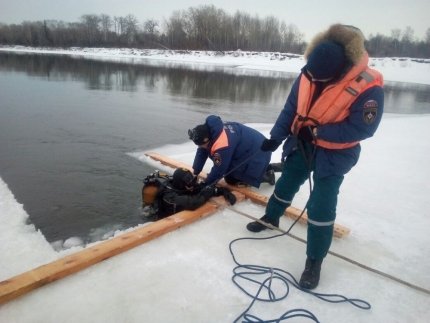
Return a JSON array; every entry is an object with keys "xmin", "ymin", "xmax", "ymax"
[
  {"xmin": 227, "ymin": 205, "xmax": 430, "ymax": 296},
  {"xmin": 225, "ymin": 208, "xmax": 371, "ymax": 322}
]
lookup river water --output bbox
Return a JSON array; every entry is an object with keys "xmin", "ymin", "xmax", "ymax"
[{"xmin": 1, "ymin": 52, "xmax": 429, "ymax": 246}]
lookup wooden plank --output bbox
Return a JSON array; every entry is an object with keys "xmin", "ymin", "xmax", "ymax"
[
  {"xmin": 145, "ymin": 151, "xmax": 350, "ymax": 238},
  {"xmin": 0, "ymin": 194, "xmax": 244, "ymax": 305}
]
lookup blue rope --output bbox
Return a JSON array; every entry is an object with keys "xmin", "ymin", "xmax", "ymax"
[{"xmin": 229, "ymin": 234, "xmax": 371, "ymax": 322}]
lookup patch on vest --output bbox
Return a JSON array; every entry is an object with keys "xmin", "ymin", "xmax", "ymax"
[
  {"xmin": 363, "ymin": 100, "xmax": 378, "ymax": 125},
  {"xmin": 213, "ymin": 153, "xmax": 222, "ymax": 166}
]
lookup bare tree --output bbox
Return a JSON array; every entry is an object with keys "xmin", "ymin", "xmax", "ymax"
[
  {"xmin": 113, "ymin": 16, "xmax": 120, "ymax": 34},
  {"xmin": 143, "ymin": 19, "xmax": 158, "ymax": 35},
  {"xmin": 124, "ymin": 15, "xmax": 138, "ymax": 45},
  {"xmin": 164, "ymin": 11, "xmax": 188, "ymax": 49},
  {"xmin": 261, "ymin": 16, "xmax": 281, "ymax": 51},
  {"xmin": 184, "ymin": 5, "xmax": 228, "ymax": 50},
  {"xmin": 391, "ymin": 29, "xmax": 401, "ymax": 40},
  {"xmin": 100, "ymin": 14, "xmax": 112, "ymax": 43},
  {"xmin": 80, "ymin": 14, "xmax": 101, "ymax": 45},
  {"xmin": 281, "ymin": 23, "xmax": 304, "ymax": 52},
  {"xmin": 141, "ymin": 19, "xmax": 161, "ymax": 48},
  {"xmin": 232, "ymin": 11, "xmax": 252, "ymax": 50},
  {"xmin": 402, "ymin": 26, "xmax": 414, "ymax": 42},
  {"xmin": 0, "ymin": 6, "xmax": 427, "ymax": 57}
]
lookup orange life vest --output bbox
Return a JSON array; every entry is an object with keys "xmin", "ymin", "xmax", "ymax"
[{"xmin": 292, "ymin": 53, "xmax": 383, "ymax": 149}]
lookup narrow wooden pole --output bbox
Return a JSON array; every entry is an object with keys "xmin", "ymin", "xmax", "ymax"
[
  {"xmin": 145, "ymin": 152, "xmax": 350, "ymax": 238},
  {"xmin": 0, "ymin": 201, "xmax": 220, "ymax": 305}
]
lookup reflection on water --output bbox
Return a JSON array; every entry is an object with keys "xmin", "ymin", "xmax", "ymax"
[
  {"xmin": 0, "ymin": 52, "xmax": 295, "ymax": 107},
  {"xmin": 2, "ymin": 52, "xmax": 429, "ymax": 114},
  {"xmin": 384, "ymin": 82, "xmax": 430, "ymax": 114},
  {"xmin": 0, "ymin": 52, "xmax": 429, "ymax": 247}
]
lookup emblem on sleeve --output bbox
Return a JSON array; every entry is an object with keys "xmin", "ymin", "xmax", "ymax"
[
  {"xmin": 363, "ymin": 100, "xmax": 378, "ymax": 125},
  {"xmin": 213, "ymin": 153, "xmax": 222, "ymax": 166}
]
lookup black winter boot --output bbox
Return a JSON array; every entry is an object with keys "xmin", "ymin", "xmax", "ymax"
[
  {"xmin": 299, "ymin": 257, "xmax": 323, "ymax": 290},
  {"xmin": 269, "ymin": 162, "xmax": 284, "ymax": 172},
  {"xmin": 262, "ymin": 168, "xmax": 276, "ymax": 185},
  {"xmin": 246, "ymin": 215, "xmax": 279, "ymax": 232}
]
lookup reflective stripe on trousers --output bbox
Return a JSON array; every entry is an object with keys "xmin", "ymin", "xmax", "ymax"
[
  {"xmin": 306, "ymin": 174, "xmax": 344, "ymax": 259},
  {"xmin": 264, "ymin": 146, "xmax": 344, "ymax": 259}
]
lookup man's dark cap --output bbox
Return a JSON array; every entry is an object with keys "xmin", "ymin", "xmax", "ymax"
[{"xmin": 305, "ymin": 40, "xmax": 346, "ymax": 80}]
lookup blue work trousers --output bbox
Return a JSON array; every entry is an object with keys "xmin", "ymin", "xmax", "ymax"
[{"xmin": 265, "ymin": 144, "xmax": 344, "ymax": 259}]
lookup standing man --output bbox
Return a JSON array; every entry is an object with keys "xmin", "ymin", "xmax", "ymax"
[
  {"xmin": 246, "ymin": 24, "xmax": 384, "ymax": 289},
  {"xmin": 189, "ymin": 115, "xmax": 275, "ymax": 188}
]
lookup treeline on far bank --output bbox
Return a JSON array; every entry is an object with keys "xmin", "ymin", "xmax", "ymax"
[{"xmin": 0, "ymin": 5, "xmax": 429, "ymax": 58}]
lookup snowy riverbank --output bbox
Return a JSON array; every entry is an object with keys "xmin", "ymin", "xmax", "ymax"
[
  {"xmin": 0, "ymin": 45, "xmax": 429, "ymax": 322},
  {"xmin": 1, "ymin": 45, "xmax": 430, "ymax": 85}
]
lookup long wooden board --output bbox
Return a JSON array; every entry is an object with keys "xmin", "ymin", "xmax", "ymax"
[
  {"xmin": 145, "ymin": 151, "xmax": 350, "ymax": 238},
  {"xmin": 0, "ymin": 194, "xmax": 243, "ymax": 305}
]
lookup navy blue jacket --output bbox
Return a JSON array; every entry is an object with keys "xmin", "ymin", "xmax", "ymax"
[
  {"xmin": 192, "ymin": 115, "xmax": 272, "ymax": 187},
  {"xmin": 270, "ymin": 74, "xmax": 384, "ymax": 178}
]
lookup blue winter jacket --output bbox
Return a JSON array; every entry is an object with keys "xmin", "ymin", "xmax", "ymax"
[
  {"xmin": 192, "ymin": 115, "xmax": 272, "ymax": 187},
  {"xmin": 270, "ymin": 74, "xmax": 384, "ymax": 178}
]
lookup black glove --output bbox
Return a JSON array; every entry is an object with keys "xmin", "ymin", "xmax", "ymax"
[
  {"xmin": 213, "ymin": 187, "xmax": 225, "ymax": 197},
  {"xmin": 200, "ymin": 185, "xmax": 216, "ymax": 199},
  {"xmin": 223, "ymin": 190, "xmax": 236, "ymax": 205},
  {"xmin": 211, "ymin": 187, "xmax": 236, "ymax": 205},
  {"xmin": 261, "ymin": 138, "xmax": 281, "ymax": 152},
  {"xmin": 195, "ymin": 182, "xmax": 207, "ymax": 192},
  {"xmin": 297, "ymin": 126, "xmax": 316, "ymax": 142}
]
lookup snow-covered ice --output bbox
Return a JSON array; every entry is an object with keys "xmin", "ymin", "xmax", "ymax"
[{"xmin": 0, "ymin": 47, "xmax": 429, "ymax": 322}]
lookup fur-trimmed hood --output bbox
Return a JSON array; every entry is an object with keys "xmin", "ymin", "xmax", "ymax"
[{"xmin": 304, "ymin": 24, "xmax": 366, "ymax": 65}]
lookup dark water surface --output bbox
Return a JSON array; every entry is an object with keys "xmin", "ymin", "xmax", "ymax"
[{"xmin": 1, "ymin": 52, "xmax": 429, "ymax": 245}]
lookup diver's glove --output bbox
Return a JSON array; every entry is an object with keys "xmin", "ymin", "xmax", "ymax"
[{"xmin": 216, "ymin": 187, "xmax": 236, "ymax": 205}]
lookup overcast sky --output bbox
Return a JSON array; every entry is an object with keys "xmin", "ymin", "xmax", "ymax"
[{"xmin": 0, "ymin": 0, "xmax": 428, "ymax": 41}]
